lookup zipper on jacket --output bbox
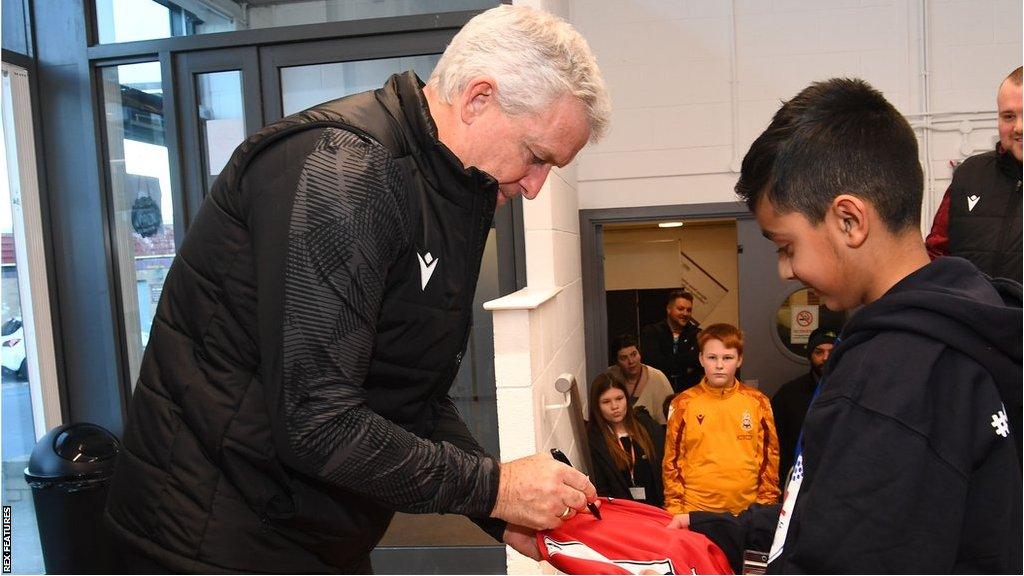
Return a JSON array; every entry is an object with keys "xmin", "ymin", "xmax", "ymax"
[
  {"xmin": 994, "ymin": 179, "xmax": 1021, "ymax": 277},
  {"xmin": 429, "ymin": 190, "xmax": 493, "ymax": 411}
]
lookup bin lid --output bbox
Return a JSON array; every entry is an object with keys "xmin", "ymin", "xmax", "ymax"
[{"xmin": 24, "ymin": 423, "xmax": 121, "ymax": 481}]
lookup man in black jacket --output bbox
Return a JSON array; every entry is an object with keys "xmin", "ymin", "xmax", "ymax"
[
  {"xmin": 640, "ymin": 290, "xmax": 703, "ymax": 393},
  {"xmin": 770, "ymin": 326, "xmax": 838, "ymax": 487},
  {"xmin": 668, "ymin": 78, "xmax": 1022, "ymax": 574},
  {"xmin": 926, "ymin": 66, "xmax": 1022, "ymax": 283},
  {"xmin": 104, "ymin": 6, "xmax": 610, "ymax": 573}
]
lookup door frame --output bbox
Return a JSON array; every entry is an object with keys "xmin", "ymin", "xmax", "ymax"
[
  {"xmin": 579, "ymin": 202, "xmax": 750, "ymax": 387},
  {"xmin": 1, "ymin": 58, "xmax": 66, "ymax": 436}
]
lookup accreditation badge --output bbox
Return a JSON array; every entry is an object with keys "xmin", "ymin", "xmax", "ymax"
[{"xmin": 768, "ymin": 454, "xmax": 804, "ymax": 564}]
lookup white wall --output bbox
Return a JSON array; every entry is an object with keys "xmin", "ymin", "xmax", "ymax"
[
  {"xmin": 571, "ymin": 0, "xmax": 1022, "ymax": 235},
  {"xmin": 485, "ymin": 3, "xmax": 589, "ymax": 574},
  {"xmin": 486, "ymin": 168, "xmax": 589, "ymax": 576}
]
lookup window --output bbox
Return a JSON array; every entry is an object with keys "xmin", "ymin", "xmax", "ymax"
[
  {"xmin": 2, "ymin": 62, "xmax": 60, "ymax": 576},
  {"xmin": 281, "ymin": 55, "xmax": 440, "ymax": 116},
  {"xmin": 99, "ymin": 62, "xmax": 177, "ymax": 386},
  {"xmin": 94, "ymin": 0, "xmax": 499, "ymax": 44},
  {"xmin": 196, "ymin": 70, "xmax": 245, "ymax": 188},
  {"xmin": 1, "ymin": 0, "xmax": 32, "ymax": 56},
  {"xmin": 774, "ymin": 287, "xmax": 845, "ymax": 359}
]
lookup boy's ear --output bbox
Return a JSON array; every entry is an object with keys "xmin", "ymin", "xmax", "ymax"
[
  {"xmin": 829, "ymin": 194, "xmax": 869, "ymax": 248},
  {"xmin": 459, "ymin": 76, "xmax": 498, "ymax": 125}
]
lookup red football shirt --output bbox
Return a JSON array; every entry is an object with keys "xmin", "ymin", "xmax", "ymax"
[{"xmin": 537, "ymin": 498, "xmax": 732, "ymax": 575}]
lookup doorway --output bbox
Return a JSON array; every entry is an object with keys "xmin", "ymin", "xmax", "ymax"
[
  {"xmin": 581, "ymin": 202, "xmax": 816, "ymax": 400},
  {"xmin": 602, "ymin": 219, "xmax": 739, "ymax": 367}
]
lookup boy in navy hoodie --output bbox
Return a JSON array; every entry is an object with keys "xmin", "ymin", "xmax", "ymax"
[{"xmin": 672, "ymin": 78, "xmax": 1022, "ymax": 573}]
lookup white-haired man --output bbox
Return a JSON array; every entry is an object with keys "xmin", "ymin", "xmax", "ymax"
[{"xmin": 104, "ymin": 6, "xmax": 610, "ymax": 573}]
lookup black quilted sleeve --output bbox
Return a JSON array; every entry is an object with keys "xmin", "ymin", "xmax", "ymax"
[
  {"xmin": 277, "ymin": 127, "xmax": 499, "ymax": 518},
  {"xmin": 429, "ymin": 395, "xmax": 506, "ymax": 542}
]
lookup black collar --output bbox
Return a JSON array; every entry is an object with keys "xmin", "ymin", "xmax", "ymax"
[
  {"xmin": 995, "ymin": 143, "xmax": 1023, "ymax": 180},
  {"xmin": 385, "ymin": 72, "xmax": 498, "ymax": 212}
]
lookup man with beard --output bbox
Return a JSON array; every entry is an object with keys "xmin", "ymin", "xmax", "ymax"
[
  {"xmin": 640, "ymin": 290, "xmax": 703, "ymax": 393},
  {"xmin": 769, "ymin": 326, "xmax": 838, "ymax": 487}
]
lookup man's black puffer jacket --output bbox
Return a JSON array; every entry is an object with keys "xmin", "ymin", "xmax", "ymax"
[
  {"xmin": 104, "ymin": 72, "xmax": 504, "ymax": 573},
  {"xmin": 947, "ymin": 148, "xmax": 1022, "ymax": 283}
]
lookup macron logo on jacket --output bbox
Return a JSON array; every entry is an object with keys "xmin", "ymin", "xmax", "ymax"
[
  {"xmin": 417, "ymin": 251, "xmax": 439, "ymax": 290},
  {"xmin": 967, "ymin": 194, "xmax": 981, "ymax": 212}
]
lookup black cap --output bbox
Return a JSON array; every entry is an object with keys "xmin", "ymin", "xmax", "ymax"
[{"xmin": 806, "ymin": 326, "xmax": 839, "ymax": 360}]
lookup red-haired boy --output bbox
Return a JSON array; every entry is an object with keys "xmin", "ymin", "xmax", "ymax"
[{"xmin": 662, "ymin": 324, "xmax": 780, "ymax": 515}]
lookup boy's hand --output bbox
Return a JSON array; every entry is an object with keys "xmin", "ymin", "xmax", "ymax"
[
  {"xmin": 666, "ymin": 514, "xmax": 690, "ymax": 530},
  {"xmin": 503, "ymin": 524, "xmax": 541, "ymax": 560}
]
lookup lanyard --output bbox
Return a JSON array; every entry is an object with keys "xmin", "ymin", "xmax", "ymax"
[
  {"xmin": 791, "ymin": 335, "xmax": 841, "ymax": 476},
  {"xmin": 616, "ymin": 433, "xmax": 638, "ymax": 486},
  {"xmin": 792, "ymin": 381, "xmax": 823, "ymax": 465},
  {"xmin": 771, "ymin": 334, "xmax": 841, "ymax": 564}
]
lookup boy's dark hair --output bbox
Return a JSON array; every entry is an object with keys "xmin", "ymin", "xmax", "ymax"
[
  {"xmin": 611, "ymin": 333, "xmax": 639, "ymax": 357},
  {"xmin": 666, "ymin": 289, "xmax": 694, "ymax": 306},
  {"xmin": 735, "ymin": 78, "xmax": 923, "ymax": 234}
]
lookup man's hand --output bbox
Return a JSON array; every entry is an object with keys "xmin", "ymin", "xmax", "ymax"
[
  {"xmin": 666, "ymin": 513, "xmax": 690, "ymax": 530},
  {"xmin": 490, "ymin": 453, "xmax": 597, "ymax": 530},
  {"xmin": 502, "ymin": 524, "xmax": 541, "ymax": 561}
]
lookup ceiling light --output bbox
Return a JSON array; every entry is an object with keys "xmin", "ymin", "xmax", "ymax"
[{"xmin": 658, "ymin": 221, "xmax": 683, "ymax": 228}]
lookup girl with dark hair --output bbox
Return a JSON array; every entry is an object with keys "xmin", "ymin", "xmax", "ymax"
[{"xmin": 587, "ymin": 374, "xmax": 665, "ymax": 507}]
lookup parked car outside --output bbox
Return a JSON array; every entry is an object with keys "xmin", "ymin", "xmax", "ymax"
[{"xmin": 2, "ymin": 318, "xmax": 27, "ymax": 381}]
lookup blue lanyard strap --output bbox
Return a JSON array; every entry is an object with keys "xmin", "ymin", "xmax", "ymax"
[
  {"xmin": 793, "ymin": 378, "xmax": 823, "ymax": 460},
  {"xmin": 792, "ymin": 334, "xmax": 841, "ymax": 464}
]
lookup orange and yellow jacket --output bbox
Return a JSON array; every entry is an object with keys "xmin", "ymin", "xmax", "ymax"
[{"xmin": 663, "ymin": 378, "xmax": 781, "ymax": 514}]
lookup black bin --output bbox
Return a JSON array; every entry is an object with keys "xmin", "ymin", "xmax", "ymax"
[{"xmin": 24, "ymin": 423, "xmax": 121, "ymax": 574}]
